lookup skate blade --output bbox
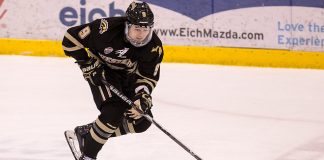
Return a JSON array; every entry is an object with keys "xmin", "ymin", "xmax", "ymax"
[{"xmin": 64, "ymin": 130, "xmax": 81, "ymax": 160}]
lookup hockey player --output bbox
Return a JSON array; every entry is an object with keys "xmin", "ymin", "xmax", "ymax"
[{"xmin": 62, "ymin": 1, "xmax": 163, "ymax": 160}]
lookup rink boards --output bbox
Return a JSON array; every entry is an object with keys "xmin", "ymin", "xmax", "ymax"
[
  {"xmin": 0, "ymin": 0, "xmax": 323, "ymax": 69},
  {"xmin": 1, "ymin": 38, "xmax": 323, "ymax": 69}
]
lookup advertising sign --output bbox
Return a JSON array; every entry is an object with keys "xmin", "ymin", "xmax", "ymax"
[{"xmin": 0, "ymin": 0, "xmax": 323, "ymax": 52}]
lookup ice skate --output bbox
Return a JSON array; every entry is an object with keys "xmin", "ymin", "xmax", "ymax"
[
  {"xmin": 74, "ymin": 123, "xmax": 93, "ymax": 153},
  {"xmin": 64, "ymin": 123, "xmax": 93, "ymax": 160}
]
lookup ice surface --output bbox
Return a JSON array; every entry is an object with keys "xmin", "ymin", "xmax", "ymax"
[{"xmin": 1, "ymin": 55, "xmax": 324, "ymax": 160}]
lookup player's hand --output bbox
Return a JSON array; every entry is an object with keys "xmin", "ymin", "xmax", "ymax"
[
  {"xmin": 76, "ymin": 57, "xmax": 104, "ymax": 86},
  {"xmin": 127, "ymin": 92, "xmax": 152, "ymax": 119}
]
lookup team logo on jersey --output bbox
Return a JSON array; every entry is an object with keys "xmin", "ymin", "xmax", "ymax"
[
  {"xmin": 99, "ymin": 19, "xmax": 108, "ymax": 34},
  {"xmin": 115, "ymin": 48, "xmax": 129, "ymax": 58},
  {"xmin": 104, "ymin": 47, "xmax": 113, "ymax": 55},
  {"xmin": 151, "ymin": 46, "xmax": 162, "ymax": 56}
]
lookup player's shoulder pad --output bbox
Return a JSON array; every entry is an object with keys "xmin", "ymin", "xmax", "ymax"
[
  {"xmin": 94, "ymin": 17, "xmax": 127, "ymax": 35},
  {"xmin": 139, "ymin": 36, "xmax": 163, "ymax": 63},
  {"xmin": 148, "ymin": 33, "xmax": 163, "ymax": 57}
]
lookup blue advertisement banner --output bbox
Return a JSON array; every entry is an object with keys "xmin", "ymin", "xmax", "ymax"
[{"xmin": 146, "ymin": 0, "xmax": 323, "ymax": 20}]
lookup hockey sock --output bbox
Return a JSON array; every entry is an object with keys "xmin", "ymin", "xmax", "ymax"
[
  {"xmin": 83, "ymin": 118, "xmax": 117, "ymax": 158},
  {"xmin": 110, "ymin": 117, "xmax": 152, "ymax": 137}
]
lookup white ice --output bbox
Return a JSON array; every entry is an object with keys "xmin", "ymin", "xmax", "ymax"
[{"xmin": 1, "ymin": 55, "xmax": 324, "ymax": 160}]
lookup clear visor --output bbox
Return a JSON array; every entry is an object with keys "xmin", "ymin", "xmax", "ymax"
[{"xmin": 125, "ymin": 22, "xmax": 153, "ymax": 47}]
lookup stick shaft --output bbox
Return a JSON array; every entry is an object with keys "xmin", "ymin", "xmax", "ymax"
[{"xmin": 101, "ymin": 79, "xmax": 203, "ymax": 160}]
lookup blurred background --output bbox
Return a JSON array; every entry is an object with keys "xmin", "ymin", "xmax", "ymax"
[{"xmin": 0, "ymin": 0, "xmax": 324, "ymax": 160}]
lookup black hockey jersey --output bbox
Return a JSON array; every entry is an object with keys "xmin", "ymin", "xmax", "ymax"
[{"xmin": 62, "ymin": 17, "xmax": 164, "ymax": 95}]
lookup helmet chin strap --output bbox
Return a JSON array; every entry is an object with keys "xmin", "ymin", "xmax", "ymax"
[{"xmin": 124, "ymin": 22, "xmax": 153, "ymax": 47}]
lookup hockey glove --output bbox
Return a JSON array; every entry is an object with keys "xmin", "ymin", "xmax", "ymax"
[
  {"xmin": 127, "ymin": 92, "xmax": 152, "ymax": 120},
  {"xmin": 76, "ymin": 57, "xmax": 104, "ymax": 86}
]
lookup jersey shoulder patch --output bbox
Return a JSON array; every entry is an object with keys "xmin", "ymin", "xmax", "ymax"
[
  {"xmin": 151, "ymin": 45, "xmax": 163, "ymax": 57},
  {"xmin": 151, "ymin": 45, "xmax": 163, "ymax": 56},
  {"xmin": 99, "ymin": 19, "xmax": 109, "ymax": 34}
]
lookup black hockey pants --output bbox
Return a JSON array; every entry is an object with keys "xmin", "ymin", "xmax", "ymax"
[{"xmin": 82, "ymin": 69, "xmax": 152, "ymax": 158}]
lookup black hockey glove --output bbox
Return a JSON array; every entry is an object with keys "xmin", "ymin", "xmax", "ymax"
[
  {"xmin": 76, "ymin": 57, "xmax": 104, "ymax": 86},
  {"xmin": 127, "ymin": 91, "xmax": 152, "ymax": 120}
]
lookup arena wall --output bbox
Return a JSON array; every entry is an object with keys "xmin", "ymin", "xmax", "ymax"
[{"xmin": 0, "ymin": 0, "xmax": 323, "ymax": 69}]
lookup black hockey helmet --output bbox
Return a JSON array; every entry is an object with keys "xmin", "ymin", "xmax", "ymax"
[
  {"xmin": 125, "ymin": 1, "xmax": 154, "ymax": 27},
  {"xmin": 124, "ymin": 1, "xmax": 154, "ymax": 47}
]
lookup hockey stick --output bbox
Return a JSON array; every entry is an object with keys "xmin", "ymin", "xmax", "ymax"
[{"xmin": 101, "ymin": 78, "xmax": 203, "ymax": 160}]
